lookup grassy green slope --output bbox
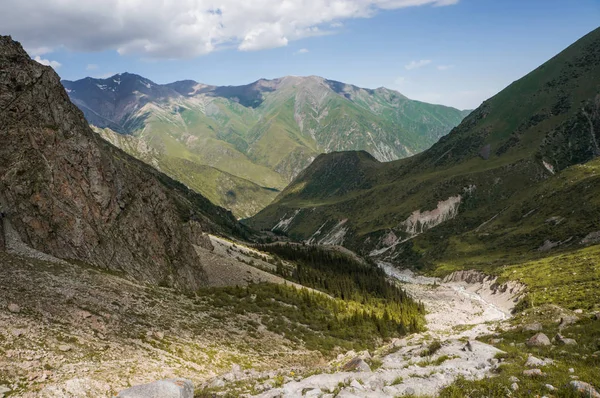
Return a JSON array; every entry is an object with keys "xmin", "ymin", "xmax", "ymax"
[
  {"xmin": 248, "ymin": 27, "xmax": 600, "ymax": 275},
  {"xmin": 94, "ymin": 127, "xmax": 278, "ymax": 218}
]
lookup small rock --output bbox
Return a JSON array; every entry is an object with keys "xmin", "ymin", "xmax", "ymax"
[
  {"xmin": 489, "ymin": 338, "xmax": 503, "ymax": 344},
  {"xmin": 463, "ymin": 340, "xmax": 474, "ymax": 352},
  {"xmin": 305, "ymin": 389, "xmax": 323, "ymax": 397},
  {"xmin": 569, "ymin": 381, "xmax": 600, "ymax": 398},
  {"xmin": 341, "ymin": 357, "xmax": 371, "ymax": 372},
  {"xmin": 7, "ymin": 303, "xmax": 20, "ymax": 313},
  {"xmin": 522, "ymin": 322, "xmax": 543, "ymax": 332},
  {"xmin": 526, "ymin": 333, "xmax": 551, "ymax": 347},
  {"xmin": 523, "ymin": 369, "xmax": 546, "ymax": 377},
  {"xmin": 559, "ymin": 316, "xmax": 578, "ymax": 329},
  {"xmin": 511, "ymin": 383, "xmax": 519, "ymax": 391},
  {"xmin": 154, "ymin": 331, "xmax": 164, "ymax": 340},
  {"xmin": 545, "ymin": 384, "xmax": 555, "ymax": 391},
  {"xmin": 594, "ymin": 313, "xmax": 600, "ymax": 321},
  {"xmin": 116, "ymin": 379, "xmax": 194, "ymax": 398},
  {"xmin": 555, "ymin": 333, "xmax": 577, "ymax": 346},
  {"xmin": 11, "ymin": 329, "xmax": 24, "ymax": 337},
  {"xmin": 0, "ymin": 386, "xmax": 11, "ymax": 398},
  {"xmin": 58, "ymin": 345, "xmax": 72, "ymax": 352},
  {"xmin": 509, "ymin": 376, "xmax": 520, "ymax": 383},
  {"xmin": 75, "ymin": 309, "xmax": 92, "ymax": 319},
  {"xmin": 349, "ymin": 380, "xmax": 363, "ymax": 389},
  {"xmin": 525, "ymin": 355, "xmax": 553, "ymax": 367},
  {"xmin": 574, "ymin": 309, "xmax": 583, "ymax": 314},
  {"xmin": 208, "ymin": 378, "xmax": 224, "ymax": 389}
]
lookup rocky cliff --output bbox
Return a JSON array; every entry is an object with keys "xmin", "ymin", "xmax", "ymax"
[{"xmin": 0, "ymin": 36, "xmax": 247, "ymax": 292}]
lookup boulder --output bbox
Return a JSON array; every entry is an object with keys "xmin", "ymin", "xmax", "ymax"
[
  {"xmin": 341, "ymin": 357, "xmax": 371, "ymax": 372},
  {"xmin": 554, "ymin": 333, "xmax": 577, "ymax": 346},
  {"xmin": 569, "ymin": 381, "xmax": 600, "ymax": 398},
  {"xmin": 523, "ymin": 369, "xmax": 546, "ymax": 377},
  {"xmin": 526, "ymin": 333, "xmax": 551, "ymax": 347},
  {"xmin": 116, "ymin": 379, "xmax": 194, "ymax": 398},
  {"xmin": 511, "ymin": 382, "xmax": 519, "ymax": 391},
  {"xmin": 559, "ymin": 316, "xmax": 578, "ymax": 329},
  {"xmin": 522, "ymin": 322, "xmax": 543, "ymax": 332}
]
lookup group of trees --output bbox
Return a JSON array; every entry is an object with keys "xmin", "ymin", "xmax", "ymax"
[{"xmin": 252, "ymin": 243, "xmax": 425, "ymax": 343}]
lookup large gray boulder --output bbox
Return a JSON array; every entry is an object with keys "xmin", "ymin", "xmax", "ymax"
[
  {"xmin": 116, "ymin": 379, "xmax": 194, "ymax": 398},
  {"xmin": 526, "ymin": 333, "xmax": 551, "ymax": 347}
]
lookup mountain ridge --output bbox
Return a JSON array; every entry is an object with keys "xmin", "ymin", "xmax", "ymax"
[
  {"xmin": 62, "ymin": 72, "xmax": 470, "ymax": 218},
  {"xmin": 248, "ymin": 27, "xmax": 600, "ymax": 272}
]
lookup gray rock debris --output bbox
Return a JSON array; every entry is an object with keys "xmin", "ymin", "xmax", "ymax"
[
  {"xmin": 116, "ymin": 379, "xmax": 194, "ymax": 398},
  {"xmin": 7, "ymin": 303, "xmax": 20, "ymax": 313}
]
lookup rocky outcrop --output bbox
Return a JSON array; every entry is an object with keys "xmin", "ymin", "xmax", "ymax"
[
  {"xmin": 0, "ymin": 36, "xmax": 247, "ymax": 292},
  {"xmin": 116, "ymin": 379, "xmax": 194, "ymax": 398}
]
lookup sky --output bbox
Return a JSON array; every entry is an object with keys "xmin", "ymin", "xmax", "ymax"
[{"xmin": 3, "ymin": 0, "xmax": 598, "ymax": 110}]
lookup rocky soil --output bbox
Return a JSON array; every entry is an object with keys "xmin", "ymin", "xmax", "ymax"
[{"xmin": 0, "ymin": 251, "xmax": 323, "ymax": 398}]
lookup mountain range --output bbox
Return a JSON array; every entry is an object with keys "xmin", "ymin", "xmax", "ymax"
[
  {"xmin": 62, "ymin": 74, "xmax": 470, "ymax": 218},
  {"xmin": 249, "ymin": 27, "xmax": 600, "ymax": 277}
]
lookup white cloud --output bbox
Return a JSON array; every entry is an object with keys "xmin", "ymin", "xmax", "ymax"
[
  {"xmin": 33, "ymin": 55, "xmax": 61, "ymax": 69},
  {"xmin": 330, "ymin": 22, "xmax": 344, "ymax": 28},
  {"xmin": 437, "ymin": 64, "xmax": 454, "ymax": 71},
  {"xmin": 405, "ymin": 59, "xmax": 432, "ymax": 70},
  {"xmin": 26, "ymin": 46, "xmax": 53, "ymax": 56},
  {"xmin": 393, "ymin": 76, "xmax": 407, "ymax": 86},
  {"xmin": 86, "ymin": 63, "xmax": 99, "ymax": 70},
  {"xmin": 2, "ymin": 0, "xmax": 458, "ymax": 59},
  {"xmin": 294, "ymin": 48, "xmax": 310, "ymax": 55}
]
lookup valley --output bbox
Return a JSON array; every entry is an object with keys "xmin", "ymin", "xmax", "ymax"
[{"xmin": 0, "ymin": 12, "xmax": 599, "ymax": 398}]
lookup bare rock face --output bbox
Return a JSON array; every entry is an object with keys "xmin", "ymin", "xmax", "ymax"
[{"xmin": 0, "ymin": 36, "xmax": 247, "ymax": 291}]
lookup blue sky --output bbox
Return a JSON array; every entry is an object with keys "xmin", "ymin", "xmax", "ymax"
[{"xmin": 4, "ymin": 0, "xmax": 598, "ymax": 109}]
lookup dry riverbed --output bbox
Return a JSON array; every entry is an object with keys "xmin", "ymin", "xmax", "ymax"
[{"xmin": 246, "ymin": 263, "xmax": 523, "ymax": 398}]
